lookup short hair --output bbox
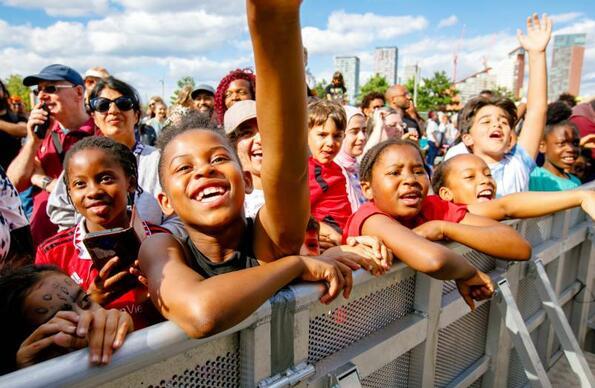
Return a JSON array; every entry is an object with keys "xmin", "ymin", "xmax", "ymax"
[
  {"xmin": 359, "ymin": 138, "xmax": 424, "ymax": 182},
  {"xmin": 0, "ymin": 265, "xmax": 63, "ymax": 374},
  {"xmin": 63, "ymin": 136, "xmax": 139, "ymax": 194},
  {"xmin": 307, "ymin": 99, "xmax": 347, "ymax": 132},
  {"xmin": 557, "ymin": 93, "xmax": 577, "ymax": 108},
  {"xmin": 479, "ymin": 89, "xmax": 494, "ymax": 98},
  {"xmin": 89, "ymin": 76, "xmax": 142, "ymax": 122},
  {"xmin": 214, "ymin": 68, "xmax": 256, "ymax": 124},
  {"xmin": 361, "ymin": 92, "xmax": 385, "ymax": 110},
  {"xmin": 458, "ymin": 96, "xmax": 517, "ymax": 135}
]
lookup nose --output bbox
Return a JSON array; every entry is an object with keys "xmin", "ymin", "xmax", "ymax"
[
  {"xmin": 253, "ymin": 132, "xmax": 262, "ymax": 145},
  {"xmin": 107, "ymin": 101, "xmax": 119, "ymax": 114}
]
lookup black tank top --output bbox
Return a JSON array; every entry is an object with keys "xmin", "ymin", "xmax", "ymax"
[{"xmin": 184, "ymin": 218, "xmax": 260, "ymax": 278}]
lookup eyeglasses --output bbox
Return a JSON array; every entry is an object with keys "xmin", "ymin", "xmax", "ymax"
[
  {"xmin": 33, "ymin": 84, "xmax": 76, "ymax": 96},
  {"xmin": 90, "ymin": 96, "xmax": 135, "ymax": 113}
]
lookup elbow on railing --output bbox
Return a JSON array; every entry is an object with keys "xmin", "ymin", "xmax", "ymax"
[{"xmin": 178, "ymin": 303, "xmax": 221, "ymax": 339}]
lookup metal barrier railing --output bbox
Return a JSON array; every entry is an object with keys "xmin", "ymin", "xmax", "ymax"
[{"xmin": 1, "ymin": 184, "xmax": 594, "ymax": 388}]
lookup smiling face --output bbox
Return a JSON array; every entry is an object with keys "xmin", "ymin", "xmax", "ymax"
[
  {"xmin": 92, "ymin": 87, "xmax": 138, "ymax": 147},
  {"xmin": 225, "ymin": 79, "xmax": 253, "ymax": 109},
  {"xmin": 159, "ymin": 129, "xmax": 251, "ymax": 232},
  {"xmin": 463, "ymin": 105, "xmax": 512, "ymax": 164},
  {"xmin": 438, "ymin": 154, "xmax": 497, "ymax": 205},
  {"xmin": 541, "ymin": 124, "xmax": 580, "ymax": 174},
  {"xmin": 23, "ymin": 272, "xmax": 97, "ymax": 329},
  {"xmin": 233, "ymin": 118, "xmax": 262, "ymax": 179},
  {"xmin": 361, "ymin": 144, "xmax": 429, "ymax": 220},
  {"xmin": 342, "ymin": 114, "xmax": 367, "ymax": 157},
  {"xmin": 193, "ymin": 92, "xmax": 215, "ymax": 114},
  {"xmin": 66, "ymin": 148, "xmax": 133, "ymax": 233},
  {"xmin": 308, "ymin": 118, "xmax": 345, "ymax": 165},
  {"xmin": 37, "ymin": 80, "xmax": 84, "ymax": 122}
]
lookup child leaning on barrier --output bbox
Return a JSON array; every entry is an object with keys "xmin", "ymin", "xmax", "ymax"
[
  {"xmin": 431, "ymin": 153, "xmax": 595, "ymax": 220},
  {"xmin": 444, "ymin": 14, "xmax": 551, "ymax": 196},
  {"xmin": 342, "ymin": 139, "xmax": 532, "ymax": 309},
  {"xmin": 0, "ymin": 265, "xmax": 133, "ymax": 374},
  {"xmin": 138, "ymin": 0, "xmax": 362, "ymax": 339}
]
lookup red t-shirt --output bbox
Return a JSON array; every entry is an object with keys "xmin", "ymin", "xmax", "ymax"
[
  {"xmin": 342, "ymin": 195, "xmax": 468, "ymax": 243},
  {"xmin": 35, "ymin": 222, "xmax": 168, "ymax": 330},
  {"xmin": 308, "ymin": 156, "xmax": 352, "ymax": 233},
  {"xmin": 31, "ymin": 118, "xmax": 96, "ymax": 245},
  {"xmin": 570, "ymin": 115, "xmax": 595, "ymax": 159}
]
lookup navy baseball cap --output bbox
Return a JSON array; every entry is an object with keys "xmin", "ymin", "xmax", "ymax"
[{"xmin": 23, "ymin": 64, "xmax": 84, "ymax": 87}]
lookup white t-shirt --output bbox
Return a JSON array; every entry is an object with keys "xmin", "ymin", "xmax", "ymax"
[
  {"xmin": 244, "ymin": 189, "xmax": 265, "ymax": 219},
  {"xmin": 0, "ymin": 168, "xmax": 28, "ymax": 259}
]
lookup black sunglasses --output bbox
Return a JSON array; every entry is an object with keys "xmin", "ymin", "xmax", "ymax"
[
  {"xmin": 90, "ymin": 96, "xmax": 135, "ymax": 113},
  {"xmin": 33, "ymin": 84, "xmax": 76, "ymax": 96}
]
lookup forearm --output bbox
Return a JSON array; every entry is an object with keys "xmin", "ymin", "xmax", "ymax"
[
  {"xmin": 443, "ymin": 222, "xmax": 531, "ymax": 260},
  {"xmin": 0, "ymin": 120, "xmax": 27, "ymax": 137},
  {"xmin": 6, "ymin": 140, "xmax": 40, "ymax": 191},
  {"xmin": 519, "ymin": 49, "xmax": 547, "ymax": 158}
]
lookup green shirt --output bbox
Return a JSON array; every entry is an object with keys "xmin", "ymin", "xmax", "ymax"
[{"xmin": 529, "ymin": 167, "xmax": 581, "ymax": 192}]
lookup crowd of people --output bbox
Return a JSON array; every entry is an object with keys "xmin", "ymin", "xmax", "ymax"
[{"xmin": 0, "ymin": 3, "xmax": 594, "ymax": 376}]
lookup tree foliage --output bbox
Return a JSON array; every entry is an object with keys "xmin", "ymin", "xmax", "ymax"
[
  {"xmin": 313, "ymin": 79, "xmax": 327, "ymax": 99},
  {"xmin": 358, "ymin": 74, "xmax": 389, "ymax": 103},
  {"xmin": 170, "ymin": 76, "xmax": 196, "ymax": 105},
  {"xmin": 405, "ymin": 71, "xmax": 457, "ymax": 112},
  {"xmin": 492, "ymin": 85, "xmax": 516, "ymax": 101},
  {"xmin": 4, "ymin": 74, "xmax": 32, "ymax": 111}
]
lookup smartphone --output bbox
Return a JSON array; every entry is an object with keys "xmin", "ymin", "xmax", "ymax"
[{"xmin": 33, "ymin": 104, "xmax": 51, "ymax": 139}]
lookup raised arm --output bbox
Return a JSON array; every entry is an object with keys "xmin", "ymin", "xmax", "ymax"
[
  {"xmin": 248, "ymin": 0, "xmax": 310, "ymax": 258},
  {"xmin": 0, "ymin": 119, "xmax": 27, "ymax": 138},
  {"xmin": 468, "ymin": 190, "xmax": 595, "ymax": 221},
  {"xmin": 139, "ymin": 233, "xmax": 351, "ymax": 338},
  {"xmin": 517, "ymin": 13, "xmax": 551, "ymax": 159}
]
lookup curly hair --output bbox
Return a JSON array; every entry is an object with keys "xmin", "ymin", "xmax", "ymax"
[
  {"xmin": 360, "ymin": 91, "xmax": 385, "ymax": 110},
  {"xmin": 359, "ymin": 138, "xmax": 424, "ymax": 182},
  {"xmin": 214, "ymin": 68, "xmax": 256, "ymax": 124},
  {"xmin": 63, "ymin": 136, "xmax": 139, "ymax": 195}
]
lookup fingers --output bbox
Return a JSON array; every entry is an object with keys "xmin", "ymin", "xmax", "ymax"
[
  {"xmin": 462, "ymin": 292, "xmax": 476, "ymax": 311},
  {"xmin": 336, "ymin": 261, "xmax": 353, "ymax": 299},
  {"xmin": 98, "ymin": 256, "xmax": 120, "ymax": 280},
  {"xmin": 100, "ymin": 310, "xmax": 120, "ymax": 364},
  {"xmin": 113, "ymin": 313, "xmax": 133, "ymax": 349},
  {"xmin": 86, "ymin": 309, "xmax": 106, "ymax": 364},
  {"xmin": 320, "ymin": 264, "xmax": 345, "ymax": 304}
]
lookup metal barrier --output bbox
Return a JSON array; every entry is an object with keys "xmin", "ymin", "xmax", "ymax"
[{"xmin": 1, "ymin": 185, "xmax": 594, "ymax": 388}]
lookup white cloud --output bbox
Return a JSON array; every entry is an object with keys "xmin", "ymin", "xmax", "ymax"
[
  {"xmin": 438, "ymin": 15, "xmax": 458, "ymax": 28},
  {"xmin": 113, "ymin": 0, "xmax": 244, "ymax": 14},
  {"xmin": 303, "ymin": 11, "xmax": 428, "ymax": 54},
  {"xmin": 1, "ymin": 0, "xmax": 110, "ymax": 17},
  {"xmin": 550, "ymin": 12, "xmax": 583, "ymax": 25}
]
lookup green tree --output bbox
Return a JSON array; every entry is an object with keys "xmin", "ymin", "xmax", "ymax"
[
  {"xmin": 358, "ymin": 74, "xmax": 389, "ymax": 104},
  {"xmin": 313, "ymin": 79, "xmax": 327, "ymax": 99},
  {"xmin": 170, "ymin": 76, "xmax": 196, "ymax": 105},
  {"xmin": 492, "ymin": 85, "xmax": 516, "ymax": 101},
  {"xmin": 405, "ymin": 71, "xmax": 456, "ymax": 112},
  {"xmin": 4, "ymin": 74, "xmax": 32, "ymax": 111}
]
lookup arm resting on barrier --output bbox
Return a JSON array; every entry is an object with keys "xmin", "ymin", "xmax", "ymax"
[
  {"xmin": 468, "ymin": 190, "xmax": 595, "ymax": 221},
  {"xmin": 139, "ymin": 234, "xmax": 354, "ymax": 338}
]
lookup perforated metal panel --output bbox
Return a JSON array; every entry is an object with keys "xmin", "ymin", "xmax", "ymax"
[
  {"xmin": 507, "ymin": 348, "xmax": 528, "ymax": 388},
  {"xmin": 361, "ymin": 351, "xmax": 411, "ymax": 388},
  {"xmin": 442, "ymin": 249, "xmax": 496, "ymax": 295},
  {"xmin": 148, "ymin": 351, "xmax": 240, "ymax": 388},
  {"xmin": 434, "ymin": 303, "xmax": 490, "ymax": 387},
  {"xmin": 524, "ymin": 216, "xmax": 553, "ymax": 246},
  {"xmin": 307, "ymin": 276, "xmax": 416, "ymax": 364},
  {"xmin": 560, "ymin": 245, "xmax": 580, "ymax": 292},
  {"xmin": 516, "ymin": 276, "xmax": 542, "ymax": 320}
]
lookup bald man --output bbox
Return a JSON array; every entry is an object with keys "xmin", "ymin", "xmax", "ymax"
[{"xmin": 385, "ymin": 84, "xmax": 420, "ymax": 136}]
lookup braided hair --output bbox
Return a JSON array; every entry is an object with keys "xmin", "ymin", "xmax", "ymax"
[
  {"xmin": 63, "ymin": 136, "xmax": 139, "ymax": 194},
  {"xmin": 214, "ymin": 68, "xmax": 256, "ymax": 125},
  {"xmin": 359, "ymin": 138, "xmax": 425, "ymax": 183}
]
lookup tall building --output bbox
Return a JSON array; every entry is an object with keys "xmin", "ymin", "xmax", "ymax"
[
  {"xmin": 374, "ymin": 47, "xmax": 398, "ymax": 85},
  {"xmin": 455, "ymin": 68, "xmax": 497, "ymax": 103},
  {"xmin": 403, "ymin": 64, "xmax": 420, "ymax": 84},
  {"xmin": 334, "ymin": 56, "xmax": 360, "ymax": 104},
  {"xmin": 549, "ymin": 33, "xmax": 586, "ymax": 101}
]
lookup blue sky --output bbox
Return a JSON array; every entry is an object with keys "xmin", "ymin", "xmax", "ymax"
[{"xmin": 0, "ymin": 0, "xmax": 593, "ymax": 101}]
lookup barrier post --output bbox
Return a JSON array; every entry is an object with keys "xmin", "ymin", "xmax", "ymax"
[
  {"xmin": 408, "ymin": 272, "xmax": 443, "ymax": 387},
  {"xmin": 571, "ymin": 224, "xmax": 595, "ymax": 349}
]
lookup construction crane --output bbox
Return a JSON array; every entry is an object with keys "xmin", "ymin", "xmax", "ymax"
[{"xmin": 452, "ymin": 25, "xmax": 465, "ymax": 83}]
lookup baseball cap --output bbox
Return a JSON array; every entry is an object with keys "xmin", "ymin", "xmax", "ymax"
[
  {"xmin": 191, "ymin": 84, "xmax": 215, "ymax": 100},
  {"xmin": 224, "ymin": 100, "xmax": 257, "ymax": 135},
  {"xmin": 23, "ymin": 64, "xmax": 84, "ymax": 87},
  {"xmin": 84, "ymin": 67, "xmax": 110, "ymax": 80}
]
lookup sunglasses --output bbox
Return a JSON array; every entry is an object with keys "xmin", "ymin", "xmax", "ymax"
[
  {"xmin": 90, "ymin": 96, "xmax": 135, "ymax": 113},
  {"xmin": 33, "ymin": 84, "xmax": 76, "ymax": 96}
]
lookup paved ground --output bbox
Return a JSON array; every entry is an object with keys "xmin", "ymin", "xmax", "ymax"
[{"xmin": 547, "ymin": 351, "xmax": 595, "ymax": 387}]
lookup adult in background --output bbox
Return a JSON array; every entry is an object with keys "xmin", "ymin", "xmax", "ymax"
[
  {"xmin": 9, "ymin": 96, "xmax": 28, "ymax": 118},
  {"xmin": 83, "ymin": 67, "xmax": 109, "ymax": 104},
  {"xmin": 360, "ymin": 91, "xmax": 385, "ymax": 121},
  {"xmin": 174, "ymin": 85, "xmax": 195, "ymax": 109},
  {"xmin": 325, "ymin": 71, "xmax": 347, "ymax": 103},
  {"xmin": 191, "ymin": 84, "xmax": 215, "ymax": 119},
  {"xmin": 214, "ymin": 68, "xmax": 256, "ymax": 124},
  {"xmin": 425, "ymin": 111, "xmax": 443, "ymax": 167},
  {"xmin": 7, "ymin": 64, "xmax": 95, "ymax": 245},
  {"xmin": 0, "ymin": 80, "xmax": 27, "ymax": 170},
  {"xmin": 385, "ymin": 84, "xmax": 420, "ymax": 139},
  {"xmin": 145, "ymin": 101, "xmax": 168, "ymax": 137},
  {"xmin": 571, "ymin": 99, "xmax": 595, "ymax": 159}
]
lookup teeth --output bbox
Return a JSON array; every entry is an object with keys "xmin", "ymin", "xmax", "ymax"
[{"xmin": 197, "ymin": 186, "xmax": 225, "ymax": 201}]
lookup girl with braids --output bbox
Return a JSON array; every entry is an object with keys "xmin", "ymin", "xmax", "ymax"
[
  {"xmin": 214, "ymin": 68, "xmax": 256, "ymax": 124},
  {"xmin": 0, "ymin": 265, "xmax": 133, "ymax": 373},
  {"xmin": 36, "ymin": 137, "xmax": 168, "ymax": 329},
  {"xmin": 343, "ymin": 139, "xmax": 532, "ymax": 310}
]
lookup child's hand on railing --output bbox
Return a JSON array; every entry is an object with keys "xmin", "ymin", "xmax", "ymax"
[
  {"xmin": 580, "ymin": 191, "xmax": 595, "ymax": 220},
  {"xmin": 517, "ymin": 13, "xmax": 552, "ymax": 53},
  {"xmin": 298, "ymin": 255, "xmax": 353, "ymax": 304},
  {"xmin": 455, "ymin": 270, "xmax": 494, "ymax": 311}
]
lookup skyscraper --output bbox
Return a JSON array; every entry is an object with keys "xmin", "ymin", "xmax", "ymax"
[
  {"xmin": 374, "ymin": 47, "xmax": 398, "ymax": 85},
  {"xmin": 549, "ymin": 33, "xmax": 586, "ymax": 101},
  {"xmin": 334, "ymin": 56, "xmax": 360, "ymax": 104}
]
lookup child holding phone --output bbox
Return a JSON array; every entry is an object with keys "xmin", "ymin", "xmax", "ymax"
[{"xmin": 35, "ymin": 136, "xmax": 167, "ymax": 329}]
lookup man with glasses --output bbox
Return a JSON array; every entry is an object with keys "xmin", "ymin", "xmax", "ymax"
[
  {"xmin": 385, "ymin": 84, "xmax": 421, "ymax": 139},
  {"xmin": 0, "ymin": 80, "xmax": 27, "ymax": 170},
  {"xmin": 7, "ymin": 64, "xmax": 95, "ymax": 245}
]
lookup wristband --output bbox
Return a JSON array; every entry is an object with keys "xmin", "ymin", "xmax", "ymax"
[{"xmin": 40, "ymin": 176, "xmax": 52, "ymax": 191}]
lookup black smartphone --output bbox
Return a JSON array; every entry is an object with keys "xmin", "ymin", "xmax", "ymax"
[
  {"xmin": 33, "ymin": 103, "xmax": 51, "ymax": 139},
  {"xmin": 83, "ymin": 227, "xmax": 141, "ymax": 272}
]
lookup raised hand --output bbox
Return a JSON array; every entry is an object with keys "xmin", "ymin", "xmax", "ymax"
[
  {"xmin": 88, "ymin": 256, "xmax": 136, "ymax": 306},
  {"xmin": 517, "ymin": 13, "xmax": 552, "ymax": 53}
]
